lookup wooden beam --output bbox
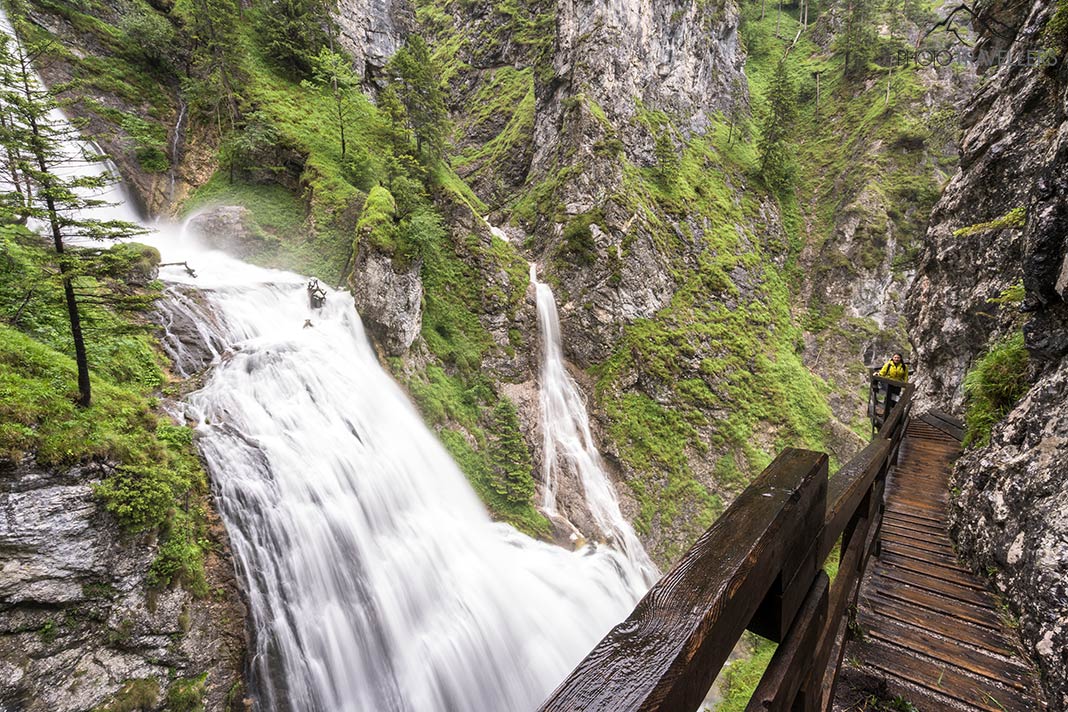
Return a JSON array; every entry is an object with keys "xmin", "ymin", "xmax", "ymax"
[{"xmin": 537, "ymin": 449, "xmax": 828, "ymax": 712}]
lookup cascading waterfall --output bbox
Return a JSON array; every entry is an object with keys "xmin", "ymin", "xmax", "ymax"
[
  {"xmin": 9, "ymin": 25, "xmax": 658, "ymax": 703},
  {"xmin": 147, "ymin": 228, "xmax": 651, "ymax": 712},
  {"xmin": 528, "ymin": 262, "xmax": 660, "ymax": 585},
  {"xmin": 482, "ymin": 219, "xmax": 658, "ymax": 586}
]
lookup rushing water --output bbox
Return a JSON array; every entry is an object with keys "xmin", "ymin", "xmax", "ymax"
[
  {"xmin": 7, "ymin": 23, "xmax": 657, "ymax": 703},
  {"xmin": 484, "ymin": 218, "xmax": 658, "ymax": 584},
  {"xmin": 149, "ymin": 229, "xmax": 649, "ymax": 712},
  {"xmin": 529, "ymin": 263, "xmax": 660, "ymax": 584}
]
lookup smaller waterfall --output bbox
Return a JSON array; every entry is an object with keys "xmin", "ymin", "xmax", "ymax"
[
  {"xmin": 530, "ymin": 262, "xmax": 659, "ymax": 584},
  {"xmin": 481, "ymin": 214, "xmax": 659, "ymax": 585}
]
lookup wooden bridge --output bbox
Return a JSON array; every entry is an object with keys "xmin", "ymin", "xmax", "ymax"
[{"xmin": 537, "ymin": 377, "xmax": 1046, "ymax": 712}]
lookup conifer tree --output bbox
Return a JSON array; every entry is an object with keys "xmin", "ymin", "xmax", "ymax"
[
  {"xmin": 837, "ymin": 0, "xmax": 878, "ymax": 77},
  {"xmin": 307, "ymin": 47, "xmax": 359, "ymax": 159},
  {"xmin": 256, "ymin": 0, "xmax": 335, "ymax": 78},
  {"xmin": 0, "ymin": 24, "xmax": 144, "ymax": 407},
  {"xmin": 758, "ymin": 59, "xmax": 798, "ymax": 191},
  {"xmin": 386, "ymin": 36, "xmax": 450, "ymax": 161}
]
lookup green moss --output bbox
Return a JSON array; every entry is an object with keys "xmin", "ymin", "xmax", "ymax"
[
  {"xmin": 962, "ymin": 332, "xmax": 1030, "ymax": 448},
  {"xmin": 717, "ymin": 635, "xmax": 777, "ymax": 711},
  {"xmin": 166, "ymin": 673, "xmax": 207, "ymax": 712},
  {"xmin": 92, "ymin": 678, "xmax": 159, "ymax": 712},
  {"xmin": 953, "ymin": 207, "xmax": 1027, "ymax": 237},
  {"xmin": 0, "ymin": 228, "xmax": 209, "ymax": 594}
]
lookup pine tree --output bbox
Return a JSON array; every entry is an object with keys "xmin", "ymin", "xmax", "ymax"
[
  {"xmin": 307, "ymin": 47, "xmax": 360, "ymax": 159},
  {"xmin": 0, "ymin": 24, "xmax": 144, "ymax": 407},
  {"xmin": 837, "ymin": 0, "xmax": 878, "ymax": 78},
  {"xmin": 256, "ymin": 0, "xmax": 335, "ymax": 78},
  {"xmin": 386, "ymin": 36, "xmax": 450, "ymax": 161},
  {"xmin": 758, "ymin": 60, "xmax": 798, "ymax": 191}
]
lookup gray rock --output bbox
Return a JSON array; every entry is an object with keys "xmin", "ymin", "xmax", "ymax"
[
  {"xmin": 335, "ymin": 0, "xmax": 413, "ymax": 81},
  {"xmin": 350, "ymin": 251, "xmax": 423, "ymax": 356},
  {"xmin": 0, "ymin": 463, "xmax": 246, "ymax": 711},
  {"xmin": 909, "ymin": 0, "xmax": 1068, "ymax": 707},
  {"xmin": 949, "ymin": 360, "xmax": 1068, "ymax": 711},
  {"xmin": 187, "ymin": 205, "xmax": 275, "ymax": 260}
]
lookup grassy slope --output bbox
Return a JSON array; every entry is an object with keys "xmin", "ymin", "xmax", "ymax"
[{"xmin": 0, "ymin": 227, "xmax": 210, "ymax": 593}]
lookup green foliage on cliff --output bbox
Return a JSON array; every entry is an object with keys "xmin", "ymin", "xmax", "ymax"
[
  {"xmin": 0, "ymin": 228, "xmax": 209, "ymax": 594},
  {"xmin": 953, "ymin": 206, "xmax": 1027, "ymax": 237},
  {"xmin": 962, "ymin": 332, "xmax": 1030, "ymax": 448},
  {"xmin": 92, "ymin": 678, "xmax": 159, "ymax": 712}
]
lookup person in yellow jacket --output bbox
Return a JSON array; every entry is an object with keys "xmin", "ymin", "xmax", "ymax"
[{"xmin": 878, "ymin": 353, "xmax": 909, "ymax": 382}]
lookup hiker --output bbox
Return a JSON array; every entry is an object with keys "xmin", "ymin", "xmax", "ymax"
[
  {"xmin": 876, "ymin": 352, "xmax": 909, "ymax": 411},
  {"xmin": 307, "ymin": 279, "xmax": 326, "ymax": 309},
  {"xmin": 878, "ymin": 353, "xmax": 909, "ymax": 382}
]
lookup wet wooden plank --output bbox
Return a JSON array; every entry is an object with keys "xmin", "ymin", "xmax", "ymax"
[
  {"xmin": 858, "ymin": 614, "xmax": 1035, "ymax": 691},
  {"xmin": 871, "ymin": 572, "xmax": 1005, "ymax": 629},
  {"xmin": 919, "ymin": 413, "xmax": 966, "ymax": 441},
  {"xmin": 878, "ymin": 553, "xmax": 987, "ymax": 592},
  {"xmin": 861, "ymin": 590, "xmax": 1017, "ymax": 657},
  {"xmin": 856, "ymin": 639, "xmax": 1036, "ymax": 712},
  {"xmin": 872, "ymin": 567, "xmax": 996, "ymax": 610}
]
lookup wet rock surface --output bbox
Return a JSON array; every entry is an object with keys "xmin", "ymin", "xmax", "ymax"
[
  {"xmin": 908, "ymin": 0, "xmax": 1068, "ymax": 706},
  {"xmin": 350, "ymin": 249, "xmax": 424, "ymax": 356},
  {"xmin": 187, "ymin": 205, "xmax": 277, "ymax": 261},
  {"xmin": 0, "ymin": 463, "xmax": 246, "ymax": 712}
]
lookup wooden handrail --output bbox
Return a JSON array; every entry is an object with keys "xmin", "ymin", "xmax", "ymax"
[{"xmin": 538, "ymin": 376, "xmax": 915, "ymax": 712}]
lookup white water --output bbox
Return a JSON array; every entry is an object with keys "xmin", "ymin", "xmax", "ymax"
[
  {"xmin": 5, "ymin": 31, "xmax": 657, "ymax": 706},
  {"xmin": 529, "ymin": 263, "xmax": 660, "ymax": 584},
  {"xmin": 145, "ymin": 228, "xmax": 650, "ymax": 711},
  {"xmin": 482, "ymin": 218, "xmax": 658, "ymax": 585}
]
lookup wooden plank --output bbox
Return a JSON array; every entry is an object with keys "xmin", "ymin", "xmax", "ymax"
[
  {"xmin": 928, "ymin": 408, "xmax": 965, "ymax": 429},
  {"xmin": 821, "ymin": 439, "xmax": 891, "ymax": 562},
  {"xmin": 855, "ymin": 639, "xmax": 1037, "ymax": 711},
  {"xmin": 868, "ymin": 576, "xmax": 1005, "ymax": 629},
  {"xmin": 919, "ymin": 413, "xmax": 966, "ymax": 441},
  {"xmin": 873, "ymin": 565, "xmax": 995, "ymax": 609},
  {"xmin": 880, "ymin": 540, "xmax": 966, "ymax": 569},
  {"xmin": 862, "ymin": 589, "xmax": 1017, "ymax": 657},
  {"xmin": 746, "ymin": 573, "xmax": 829, "ymax": 711},
  {"xmin": 537, "ymin": 449, "xmax": 828, "ymax": 712},
  {"xmin": 879, "ymin": 552, "xmax": 987, "ymax": 591},
  {"xmin": 858, "ymin": 614, "xmax": 1036, "ymax": 691}
]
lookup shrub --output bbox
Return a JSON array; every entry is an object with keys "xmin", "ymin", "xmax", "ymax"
[{"xmin": 962, "ymin": 332, "xmax": 1030, "ymax": 447}]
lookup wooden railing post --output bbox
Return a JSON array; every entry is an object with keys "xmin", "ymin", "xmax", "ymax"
[{"xmin": 537, "ymin": 450, "xmax": 828, "ymax": 712}]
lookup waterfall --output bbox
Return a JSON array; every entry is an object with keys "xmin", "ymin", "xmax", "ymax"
[
  {"xmin": 5, "ymin": 22, "xmax": 657, "ymax": 703},
  {"xmin": 529, "ymin": 263, "xmax": 660, "ymax": 585},
  {"xmin": 146, "ymin": 228, "xmax": 650, "ymax": 712},
  {"xmin": 482, "ymin": 218, "xmax": 658, "ymax": 585}
]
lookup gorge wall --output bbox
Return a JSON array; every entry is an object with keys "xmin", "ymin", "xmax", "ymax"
[{"xmin": 908, "ymin": 0, "xmax": 1068, "ymax": 705}]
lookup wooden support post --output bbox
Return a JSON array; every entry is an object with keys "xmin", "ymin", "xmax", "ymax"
[{"xmin": 538, "ymin": 450, "xmax": 828, "ymax": 712}]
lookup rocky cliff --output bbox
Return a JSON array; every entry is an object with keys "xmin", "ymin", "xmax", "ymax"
[
  {"xmin": 0, "ymin": 462, "xmax": 247, "ymax": 712},
  {"xmin": 907, "ymin": 0, "xmax": 1068, "ymax": 705}
]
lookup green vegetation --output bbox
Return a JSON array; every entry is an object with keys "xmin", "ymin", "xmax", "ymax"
[
  {"xmin": 92, "ymin": 678, "xmax": 159, "ymax": 712},
  {"xmin": 953, "ymin": 206, "xmax": 1027, "ymax": 237},
  {"xmin": 716, "ymin": 636, "xmax": 777, "ymax": 711},
  {"xmin": 962, "ymin": 332, "xmax": 1030, "ymax": 448},
  {"xmin": 0, "ymin": 228, "xmax": 210, "ymax": 594},
  {"xmin": 165, "ymin": 673, "xmax": 208, "ymax": 712}
]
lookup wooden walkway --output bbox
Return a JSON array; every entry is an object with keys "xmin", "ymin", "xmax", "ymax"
[{"xmin": 835, "ymin": 416, "xmax": 1046, "ymax": 711}]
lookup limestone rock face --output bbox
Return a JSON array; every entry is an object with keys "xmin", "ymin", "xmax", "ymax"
[
  {"xmin": 187, "ymin": 205, "xmax": 276, "ymax": 260},
  {"xmin": 0, "ymin": 463, "xmax": 246, "ymax": 711},
  {"xmin": 906, "ymin": 0, "xmax": 1064, "ymax": 412},
  {"xmin": 908, "ymin": 0, "xmax": 1068, "ymax": 706},
  {"xmin": 335, "ymin": 0, "xmax": 413, "ymax": 81},
  {"xmin": 350, "ymin": 250, "xmax": 423, "ymax": 356},
  {"xmin": 949, "ymin": 360, "xmax": 1068, "ymax": 710},
  {"xmin": 524, "ymin": 0, "xmax": 746, "ymax": 366}
]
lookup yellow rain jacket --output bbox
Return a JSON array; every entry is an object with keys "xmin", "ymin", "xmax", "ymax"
[{"xmin": 879, "ymin": 360, "xmax": 909, "ymax": 382}]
